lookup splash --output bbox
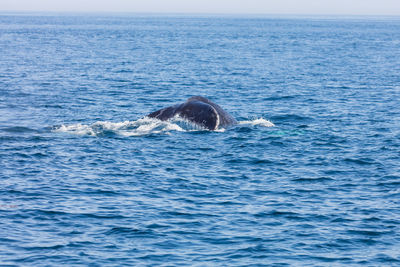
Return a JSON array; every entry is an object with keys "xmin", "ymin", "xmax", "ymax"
[
  {"xmin": 238, "ymin": 118, "xmax": 275, "ymax": 127},
  {"xmin": 53, "ymin": 117, "xmax": 203, "ymax": 137},
  {"xmin": 53, "ymin": 117, "xmax": 274, "ymax": 137}
]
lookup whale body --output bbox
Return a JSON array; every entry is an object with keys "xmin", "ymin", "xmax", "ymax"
[{"xmin": 147, "ymin": 96, "xmax": 237, "ymax": 130}]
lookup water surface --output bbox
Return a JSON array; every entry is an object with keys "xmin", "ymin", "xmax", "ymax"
[{"xmin": 1, "ymin": 14, "xmax": 400, "ymax": 266}]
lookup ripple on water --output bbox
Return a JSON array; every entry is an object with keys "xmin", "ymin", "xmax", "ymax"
[{"xmin": 1, "ymin": 15, "xmax": 400, "ymax": 266}]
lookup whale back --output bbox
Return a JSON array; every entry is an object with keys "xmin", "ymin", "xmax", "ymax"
[
  {"xmin": 147, "ymin": 96, "xmax": 236, "ymax": 130},
  {"xmin": 178, "ymin": 100, "xmax": 219, "ymax": 130},
  {"xmin": 187, "ymin": 96, "xmax": 237, "ymax": 127},
  {"xmin": 147, "ymin": 104, "xmax": 180, "ymax": 121}
]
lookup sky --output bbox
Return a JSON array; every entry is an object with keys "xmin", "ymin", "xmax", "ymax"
[{"xmin": 1, "ymin": 0, "xmax": 400, "ymax": 16}]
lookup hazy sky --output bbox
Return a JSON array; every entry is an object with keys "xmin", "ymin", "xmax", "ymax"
[{"xmin": 1, "ymin": 0, "xmax": 400, "ymax": 16}]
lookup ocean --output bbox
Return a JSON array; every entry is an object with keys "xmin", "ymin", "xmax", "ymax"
[{"xmin": 1, "ymin": 13, "xmax": 400, "ymax": 266}]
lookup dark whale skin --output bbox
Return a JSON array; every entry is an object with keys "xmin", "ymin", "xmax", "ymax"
[{"xmin": 147, "ymin": 96, "xmax": 237, "ymax": 130}]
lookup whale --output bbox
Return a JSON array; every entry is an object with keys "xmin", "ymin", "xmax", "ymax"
[{"xmin": 146, "ymin": 96, "xmax": 237, "ymax": 130}]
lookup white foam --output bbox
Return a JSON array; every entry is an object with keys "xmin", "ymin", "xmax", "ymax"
[
  {"xmin": 53, "ymin": 117, "xmax": 274, "ymax": 137},
  {"xmin": 53, "ymin": 117, "xmax": 202, "ymax": 137},
  {"xmin": 54, "ymin": 123, "xmax": 97, "ymax": 136},
  {"xmin": 239, "ymin": 118, "xmax": 275, "ymax": 127},
  {"xmin": 119, "ymin": 118, "xmax": 186, "ymax": 137}
]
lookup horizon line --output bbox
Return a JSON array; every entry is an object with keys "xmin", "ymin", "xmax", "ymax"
[{"xmin": 1, "ymin": 10, "xmax": 400, "ymax": 18}]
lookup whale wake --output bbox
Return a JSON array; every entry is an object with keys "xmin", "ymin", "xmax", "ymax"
[{"xmin": 53, "ymin": 117, "xmax": 274, "ymax": 137}]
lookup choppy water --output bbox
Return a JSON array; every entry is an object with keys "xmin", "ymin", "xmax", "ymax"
[{"xmin": 1, "ymin": 13, "xmax": 400, "ymax": 266}]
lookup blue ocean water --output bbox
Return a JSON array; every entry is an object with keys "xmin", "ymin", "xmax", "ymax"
[{"xmin": 1, "ymin": 13, "xmax": 400, "ymax": 266}]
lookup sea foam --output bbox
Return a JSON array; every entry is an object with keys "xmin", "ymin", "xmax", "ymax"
[{"xmin": 53, "ymin": 117, "xmax": 274, "ymax": 137}]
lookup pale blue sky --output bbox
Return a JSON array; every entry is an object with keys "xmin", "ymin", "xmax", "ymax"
[{"xmin": 1, "ymin": 0, "xmax": 400, "ymax": 15}]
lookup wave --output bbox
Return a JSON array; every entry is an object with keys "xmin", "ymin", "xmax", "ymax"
[
  {"xmin": 52, "ymin": 117, "xmax": 274, "ymax": 137},
  {"xmin": 238, "ymin": 118, "xmax": 275, "ymax": 127},
  {"xmin": 1, "ymin": 126, "xmax": 39, "ymax": 133}
]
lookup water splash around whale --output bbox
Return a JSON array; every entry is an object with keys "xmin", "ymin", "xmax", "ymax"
[{"xmin": 52, "ymin": 117, "xmax": 274, "ymax": 137}]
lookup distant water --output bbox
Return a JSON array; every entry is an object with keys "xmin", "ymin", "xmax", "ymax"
[{"xmin": 1, "ymin": 13, "xmax": 400, "ymax": 266}]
